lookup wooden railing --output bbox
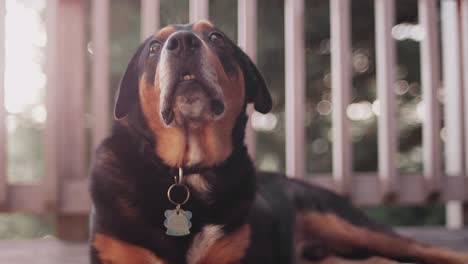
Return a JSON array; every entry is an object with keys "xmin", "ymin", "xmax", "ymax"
[{"xmin": 0, "ymin": 0, "xmax": 466, "ymax": 233}]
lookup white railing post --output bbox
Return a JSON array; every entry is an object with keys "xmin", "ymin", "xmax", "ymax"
[
  {"xmin": 0, "ymin": 0, "xmax": 6, "ymax": 208},
  {"xmin": 55, "ymin": 0, "xmax": 88, "ymax": 214},
  {"xmin": 238, "ymin": 0, "xmax": 257, "ymax": 158},
  {"xmin": 418, "ymin": 0, "xmax": 442, "ymax": 195},
  {"xmin": 44, "ymin": 0, "xmax": 60, "ymax": 211},
  {"xmin": 63, "ymin": 0, "xmax": 86, "ymax": 181},
  {"xmin": 330, "ymin": 0, "xmax": 352, "ymax": 194},
  {"xmin": 441, "ymin": 0, "xmax": 465, "ymax": 229},
  {"xmin": 374, "ymin": 0, "xmax": 398, "ymax": 199},
  {"xmin": 141, "ymin": 0, "xmax": 160, "ymax": 41},
  {"xmin": 285, "ymin": 0, "xmax": 305, "ymax": 178},
  {"xmin": 461, "ymin": 0, "xmax": 468, "ymax": 180},
  {"xmin": 91, "ymin": 0, "xmax": 110, "ymax": 150},
  {"xmin": 190, "ymin": 0, "xmax": 209, "ymax": 23}
]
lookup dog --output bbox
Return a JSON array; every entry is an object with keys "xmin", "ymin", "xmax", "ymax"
[{"xmin": 89, "ymin": 20, "xmax": 468, "ymax": 264}]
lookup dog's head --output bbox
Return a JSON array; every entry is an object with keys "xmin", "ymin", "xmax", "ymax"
[{"xmin": 114, "ymin": 21, "xmax": 271, "ymax": 167}]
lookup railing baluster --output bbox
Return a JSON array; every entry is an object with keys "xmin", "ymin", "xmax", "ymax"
[
  {"xmin": 374, "ymin": 0, "xmax": 398, "ymax": 199},
  {"xmin": 52, "ymin": 0, "xmax": 89, "ymax": 237},
  {"xmin": 91, "ymin": 0, "xmax": 110, "ymax": 149},
  {"xmin": 238, "ymin": 0, "xmax": 257, "ymax": 158},
  {"xmin": 441, "ymin": 0, "xmax": 465, "ymax": 229},
  {"xmin": 189, "ymin": 0, "xmax": 209, "ymax": 23},
  {"xmin": 461, "ymin": 0, "xmax": 468, "ymax": 179},
  {"xmin": 44, "ymin": 0, "xmax": 59, "ymax": 211},
  {"xmin": 141, "ymin": 0, "xmax": 160, "ymax": 41},
  {"xmin": 330, "ymin": 0, "xmax": 352, "ymax": 194},
  {"xmin": 55, "ymin": 0, "xmax": 87, "ymax": 214},
  {"xmin": 66, "ymin": 0, "xmax": 86, "ymax": 182},
  {"xmin": 285, "ymin": 0, "xmax": 305, "ymax": 178},
  {"xmin": 0, "ymin": 0, "xmax": 6, "ymax": 208},
  {"xmin": 418, "ymin": 0, "xmax": 442, "ymax": 195}
]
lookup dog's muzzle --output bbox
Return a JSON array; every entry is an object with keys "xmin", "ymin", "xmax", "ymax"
[{"xmin": 159, "ymin": 31, "xmax": 225, "ymax": 127}]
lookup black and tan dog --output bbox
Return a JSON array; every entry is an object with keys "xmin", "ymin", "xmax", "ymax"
[{"xmin": 89, "ymin": 21, "xmax": 468, "ymax": 264}]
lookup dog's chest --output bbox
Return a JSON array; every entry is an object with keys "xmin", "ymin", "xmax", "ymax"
[
  {"xmin": 186, "ymin": 134, "xmax": 203, "ymax": 165},
  {"xmin": 186, "ymin": 225, "xmax": 224, "ymax": 264}
]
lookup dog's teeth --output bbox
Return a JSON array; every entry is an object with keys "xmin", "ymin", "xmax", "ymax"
[{"xmin": 181, "ymin": 74, "xmax": 195, "ymax": 81}]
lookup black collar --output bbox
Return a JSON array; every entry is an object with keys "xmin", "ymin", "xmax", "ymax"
[{"xmin": 168, "ymin": 166, "xmax": 210, "ymax": 176}]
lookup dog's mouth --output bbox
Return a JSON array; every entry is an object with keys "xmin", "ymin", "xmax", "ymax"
[{"xmin": 160, "ymin": 72, "xmax": 225, "ymax": 127}]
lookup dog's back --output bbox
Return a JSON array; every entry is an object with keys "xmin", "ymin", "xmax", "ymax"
[{"xmin": 248, "ymin": 172, "xmax": 468, "ymax": 263}]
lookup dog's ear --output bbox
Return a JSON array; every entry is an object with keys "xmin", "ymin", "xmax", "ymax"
[
  {"xmin": 114, "ymin": 44, "xmax": 145, "ymax": 120},
  {"xmin": 236, "ymin": 48, "xmax": 272, "ymax": 114}
]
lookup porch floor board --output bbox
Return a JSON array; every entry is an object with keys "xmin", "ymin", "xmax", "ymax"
[{"xmin": 0, "ymin": 228, "xmax": 466, "ymax": 263}]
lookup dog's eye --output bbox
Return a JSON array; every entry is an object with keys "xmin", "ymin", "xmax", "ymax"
[
  {"xmin": 149, "ymin": 41, "xmax": 162, "ymax": 55},
  {"xmin": 208, "ymin": 32, "xmax": 224, "ymax": 47}
]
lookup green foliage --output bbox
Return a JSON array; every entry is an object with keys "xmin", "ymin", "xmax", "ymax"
[
  {"xmin": 365, "ymin": 203, "xmax": 445, "ymax": 226},
  {"xmin": 7, "ymin": 115, "xmax": 44, "ymax": 183},
  {"xmin": 160, "ymin": 0, "xmax": 189, "ymax": 26},
  {"xmin": 0, "ymin": 214, "xmax": 53, "ymax": 239}
]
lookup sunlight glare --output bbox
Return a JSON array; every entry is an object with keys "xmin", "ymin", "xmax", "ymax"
[{"xmin": 5, "ymin": 0, "xmax": 47, "ymax": 116}]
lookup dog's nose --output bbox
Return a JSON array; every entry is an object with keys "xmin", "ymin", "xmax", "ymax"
[{"xmin": 166, "ymin": 31, "xmax": 201, "ymax": 54}]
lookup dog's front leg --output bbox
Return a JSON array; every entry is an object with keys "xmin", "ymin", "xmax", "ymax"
[{"xmin": 91, "ymin": 233, "xmax": 168, "ymax": 264}]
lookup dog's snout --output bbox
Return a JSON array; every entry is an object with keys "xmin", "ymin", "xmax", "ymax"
[
  {"xmin": 159, "ymin": 29, "xmax": 226, "ymax": 127},
  {"xmin": 165, "ymin": 31, "xmax": 201, "ymax": 54}
]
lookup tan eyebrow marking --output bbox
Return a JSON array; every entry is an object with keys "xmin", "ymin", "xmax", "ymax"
[
  {"xmin": 155, "ymin": 26, "xmax": 176, "ymax": 40},
  {"xmin": 192, "ymin": 20, "xmax": 214, "ymax": 32}
]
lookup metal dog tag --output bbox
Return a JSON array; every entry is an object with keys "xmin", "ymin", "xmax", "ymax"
[{"xmin": 164, "ymin": 206, "xmax": 192, "ymax": 236}]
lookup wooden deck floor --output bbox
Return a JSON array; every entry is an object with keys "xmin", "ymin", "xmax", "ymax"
[{"xmin": 0, "ymin": 228, "xmax": 466, "ymax": 264}]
